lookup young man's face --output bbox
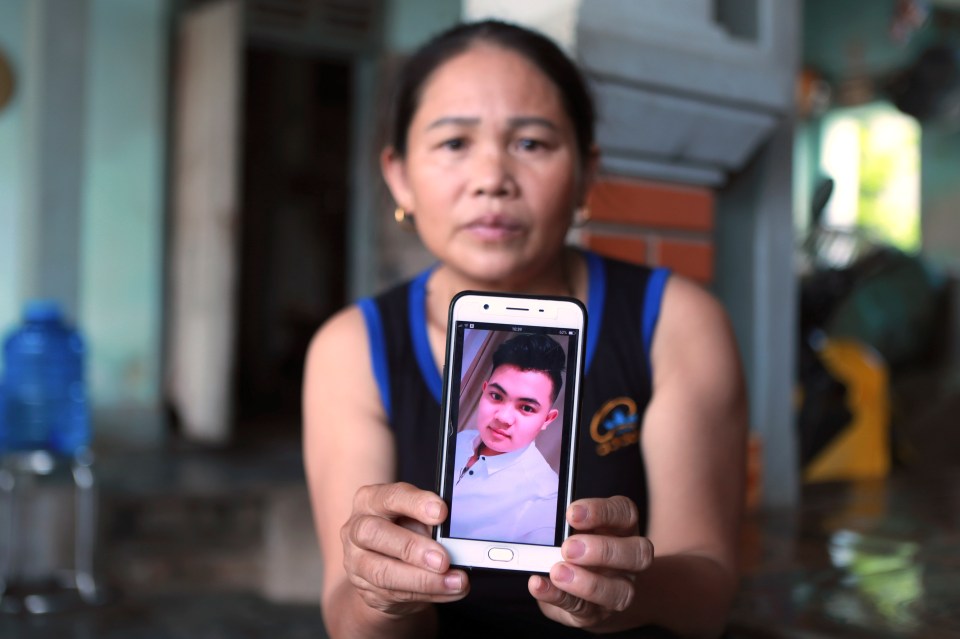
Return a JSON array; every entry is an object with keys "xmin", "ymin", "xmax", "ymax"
[{"xmin": 477, "ymin": 364, "xmax": 559, "ymax": 454}]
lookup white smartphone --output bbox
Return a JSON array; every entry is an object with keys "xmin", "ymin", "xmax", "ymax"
[{"xmin": 434, "ymin": 291, "xmax": 586, "ymax": 573}]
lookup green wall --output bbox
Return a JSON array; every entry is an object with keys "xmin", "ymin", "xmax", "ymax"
[
  {"xmin": 81, "ymin": 0, "xmax": 169, "ymax": 409},
  {"xmin": 0, "ymin": 1, "xmax": 27, "ymax": 335},
  {"xmin": 383, "ymin": 0, "xmax": 462, "ymax": 52},
  {"xmin": 0, "ymin": 0, "xmax": 169, "ymax": 439},
  {"xmin": 3, "ymin": 0, "xmax": 455, "ymax": 445}
]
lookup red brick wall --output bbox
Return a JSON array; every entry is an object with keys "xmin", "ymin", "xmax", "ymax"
[
  {"xmin": 579, "ymin": 176, "xmax": 715, "ymax": 283},
  {"xmin": 579, "ymin": 177, "xmax": 760, "ymax": 507}
]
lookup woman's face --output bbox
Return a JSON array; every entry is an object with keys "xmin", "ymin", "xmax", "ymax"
[{"xmin": 383, "ymin": 44, "xmax": 590, "ymax": 286}]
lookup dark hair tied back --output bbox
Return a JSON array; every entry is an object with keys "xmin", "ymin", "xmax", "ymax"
[{"xmin": 388, "ymin": 19, "xmax": 595, "ymax": 165}]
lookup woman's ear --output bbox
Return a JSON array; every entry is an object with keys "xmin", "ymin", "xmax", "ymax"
[
  {"xmin": 577, "ymin": 144, "xmax": 601, "ymax": 206},
  {"xmin": 380, "ymin": 146, "xmax": 415, "ymax": 211}
]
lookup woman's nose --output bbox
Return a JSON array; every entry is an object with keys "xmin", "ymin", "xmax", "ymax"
[{"xmin": 471, "ymin": 146, "xmax": 517, "ymax": 197}]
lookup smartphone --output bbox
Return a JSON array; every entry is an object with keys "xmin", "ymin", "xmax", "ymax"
[{"xmin": 435, "ymin": 291, "xmax": 586, "ymax": 573}]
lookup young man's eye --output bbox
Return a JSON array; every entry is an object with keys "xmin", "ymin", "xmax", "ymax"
[
  {"xmin": 488, "ymin": 391, "xmax": 503, "ymax": 401},
  {"xmin": 519, "ymin": 404, "xmax": 536, "ymax": 414}
]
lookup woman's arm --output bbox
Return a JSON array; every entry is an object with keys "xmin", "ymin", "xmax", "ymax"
[
  {"xmin": 303, "ymin": 306, "xmax": 469, "ymax": 639},
  {"xmin": 530, "ymin": 275, "xmax": 748, "ymax": 637}
]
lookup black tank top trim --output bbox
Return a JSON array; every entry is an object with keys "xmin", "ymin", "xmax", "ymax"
[
  {"xmin": 641, "ymin": 267, "xmax": 670, "ymax": 381},
  {"xmin": 408, "ymin": 265, "xmax": 442, "ymax": 402},
  {"xmin": 357, "ymin": 297, "xmax": 392, "ymax": 419}
]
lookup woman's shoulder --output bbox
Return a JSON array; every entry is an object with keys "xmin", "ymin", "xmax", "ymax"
[
  {"xmin": 304, "ymin": 301, "xmax": 390, "ymax": 429},
  {"xmin": 305, "ymin": 305, "xmax": 369, "ymax": 375},
  {"xmin": 653, "ymin": 273, "xmax": 743, "ymax": 392},
  {"xmin": 308, "ymin": 272, "xmax": 421, "ymax": 356},
  {"xmin": 660, "ymin": 274, "xmax": 728, "ymax": 329}
]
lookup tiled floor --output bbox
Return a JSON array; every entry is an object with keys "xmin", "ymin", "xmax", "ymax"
[
  {"xmin": 2, "ymin": 437, "xmax": 959, "ymax": 638},
  {"xmin": 1, "ymin": 436, "xmax": 330, "ymax": 638},
  {"xmin": 0, "ymin": 591, "xmax": 329, "ymax": 639}
]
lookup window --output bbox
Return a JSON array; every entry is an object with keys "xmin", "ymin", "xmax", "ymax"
[{"xmin": 820, "ymin": 103, "xmax": 921, "ymax": 253}]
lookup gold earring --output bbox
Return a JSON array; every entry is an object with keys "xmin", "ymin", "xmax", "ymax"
[
  {"xmin": 572, "ymin": 206, "xmax": 591, "ymax": 228},
  {"xmin": 394, "ymin": 207, "xmax": 415, "ymax": 229}
]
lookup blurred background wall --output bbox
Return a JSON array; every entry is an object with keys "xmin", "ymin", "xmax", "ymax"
[
  {"xmin": 0, "ymin": 0, "xmax": 169, "ymax": 446},
  {"xmin": 1, "ymin": 0, "xmax": 959, "ymax": 499}
]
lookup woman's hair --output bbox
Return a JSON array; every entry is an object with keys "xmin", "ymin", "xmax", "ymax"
[{"xmin": 387, "ymin": 19, "xmax": 596, "ymax": 165}]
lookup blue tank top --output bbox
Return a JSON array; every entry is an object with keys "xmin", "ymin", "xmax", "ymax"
[{"xmin": 359, "ymin": 251, "xmax": 673, "ymax": 638}]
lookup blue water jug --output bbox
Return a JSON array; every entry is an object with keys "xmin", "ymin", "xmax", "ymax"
[{"xmin": 1, "ymin": 301, "xmax": 89, "ymax": 455}]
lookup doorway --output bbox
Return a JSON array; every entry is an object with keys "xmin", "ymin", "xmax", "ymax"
[{"xmin": 234, "ymin": 45, "xmax": 351, "ymax": 439}]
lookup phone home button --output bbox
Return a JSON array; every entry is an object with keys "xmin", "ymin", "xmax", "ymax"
[{"xmin": 487, "ymin": 547, "xmax": 514, "ymax": 562}]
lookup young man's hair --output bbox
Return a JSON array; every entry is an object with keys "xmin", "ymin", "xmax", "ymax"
[{"xmin": 491, "ymin": 334, "xmax": 566, "ymax": 403}]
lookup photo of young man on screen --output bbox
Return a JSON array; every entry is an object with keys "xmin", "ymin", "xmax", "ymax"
[{"xmin": 449, "ymin": 332, "xmax": 567, "ymax": 545}]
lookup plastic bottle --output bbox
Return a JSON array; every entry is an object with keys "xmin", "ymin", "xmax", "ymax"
[{"xmin": 1, "ymin": 301, "xmax": 89, "ymax": 455}]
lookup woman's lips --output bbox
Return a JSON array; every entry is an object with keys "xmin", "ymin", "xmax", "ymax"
[{"xmin": 464, "ymin": 216, "xmax": 524, "ymax": 241}]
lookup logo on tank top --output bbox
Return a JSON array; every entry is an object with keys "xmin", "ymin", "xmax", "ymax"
[{"xmin": 589, "ymin": 397, "xmax": 639, "ymax": 456}]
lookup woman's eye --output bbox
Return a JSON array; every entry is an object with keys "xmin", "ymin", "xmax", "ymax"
[
  {"xmin": 441, "ymin": 138, "xmax": 466, "ymax": 151},
  {"xmin": 515, "ymin": 138, "xmax": 544, "ymax": 152}
]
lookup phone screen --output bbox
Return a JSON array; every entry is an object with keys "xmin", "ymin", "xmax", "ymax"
[{"xmin": 438, "ymin": 321, "xmax": 581, "ymax": 547}]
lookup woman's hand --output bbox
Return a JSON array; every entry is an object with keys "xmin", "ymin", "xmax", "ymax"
[
  {"xmin": 528, "ymin": 496, "xmax": 654, "ymax": 629},
  {"xmin": 341, "ymin": 481, "xmax": 469, "ymax": 617}
]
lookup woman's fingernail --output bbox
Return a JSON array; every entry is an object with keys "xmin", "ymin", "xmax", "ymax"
[
  {"xmin": 554, "ymin": 564, "xmax": 574, "ymax": 584},
  {"xmin": 425, "ymin": 550, "xmax": 443, "ymax": 570},
  {"xmin": 564, "ymin": 539, "xmax": 585, "ymax": 559},
  {"xmin": 444, "ymin": 574, "xmax": 463, "ymax": 591},
  {"xmin": 425, "ymin": 502, "xmax": 442, "ymax": 519},
  {"xmin": 531, "ymin": 575, "xmax": 547, "ymax": 593},
  {"xmin": 571, "ymin": 505, "xmax": 587, "ymax": 524}
]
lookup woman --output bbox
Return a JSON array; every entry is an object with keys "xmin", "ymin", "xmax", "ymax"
[{"xmin": 303, "ymin": 19, "xmax": 747, "ymax": 639}]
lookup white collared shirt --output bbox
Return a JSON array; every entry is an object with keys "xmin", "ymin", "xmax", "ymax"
[{"xmin": 449, "ymin": 429, "xmax": 559, "ymax": 545}]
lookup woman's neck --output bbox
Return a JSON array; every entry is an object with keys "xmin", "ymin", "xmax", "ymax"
[
  {"xmin": 431, "ymin": 247, "xmax": 583, "ymax": 304},
  {"xmin": 422, "ymin": 247, "xmax": 587, "ymax": 364}
]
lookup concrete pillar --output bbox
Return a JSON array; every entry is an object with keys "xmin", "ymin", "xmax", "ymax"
[{"xmin": 462, "ymin": 0, "xmax": 581, "ymax": 51}]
